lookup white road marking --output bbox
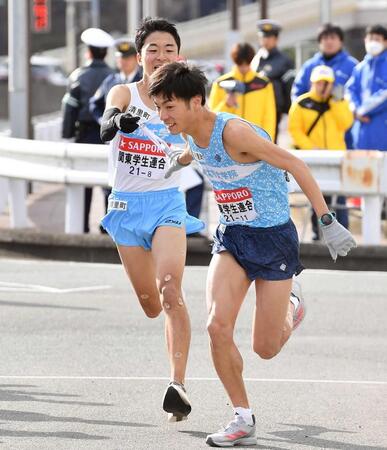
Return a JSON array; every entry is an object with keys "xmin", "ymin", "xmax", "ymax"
[
  {"xmin": 0, "ymin": 281, "xmax": 111, "ymax": 293},
  {"xmin": 0, "ymin": 375, "xmax": 385, "ymax": 385}
]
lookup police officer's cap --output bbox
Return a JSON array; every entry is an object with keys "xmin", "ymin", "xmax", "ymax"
[
  {"xmin": 81, "ymin": 28, "xmax": 114, "ymax": 48},
  {"xmin": 115, "ymin": 38, "xmax": 137, "ymax": 58},
  {"xmin": 257, "ymin": 19, "xmax": 282, "ymax": 37}
]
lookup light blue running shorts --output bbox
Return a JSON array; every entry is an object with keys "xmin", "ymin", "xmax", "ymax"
[{"xmin": 101, "ymin": 188, "xmax": 205, "ymax": 249}]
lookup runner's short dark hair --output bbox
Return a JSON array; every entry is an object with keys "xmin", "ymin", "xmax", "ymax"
[
  {"xmin": 365, "ymin": 24, "xmax": 387, "ymax": 40},
  {"xmin": 317, "ymin": 23, "xmax": 344, "ymax": 42},
  {"xmin": 135, "ymin": 17, "xmax": 181, "ymax": 53},
  {"xmin": 149, "ymin": 62, "xmax": 207, "ymax": 106}
]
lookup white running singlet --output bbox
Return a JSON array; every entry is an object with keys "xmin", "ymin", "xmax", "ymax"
[{"xmin": 109, "ymin": 83, "xmax": 183, "ymax": 192}]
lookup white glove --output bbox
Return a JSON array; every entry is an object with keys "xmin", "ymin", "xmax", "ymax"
[
  {"xmin": 165, "ymin": 150, "xmax": 190, "ymax": 179},
  {"xmin": 319, "ymin": 219, "xmax": 356, "ymax": 261},
  {"xmin": 331, "ymin": 84, "xmax": 345, "ymax": 101}
]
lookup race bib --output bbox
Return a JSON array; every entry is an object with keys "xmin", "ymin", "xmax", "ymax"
[
  {"xmin": 214, "ymin": 187, "xmax": 258, "ymax": 223},
  {"xmin": 117, "ymin": 134, "xmax": 168, "ymax": 180}
]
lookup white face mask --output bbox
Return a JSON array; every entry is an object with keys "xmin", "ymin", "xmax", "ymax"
[{"xmin": 365, "ymin": 40, "xmax": 384, "ymax": 56}]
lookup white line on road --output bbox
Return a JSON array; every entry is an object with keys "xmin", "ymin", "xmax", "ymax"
[
  {"xmin": 0, "ymin": 281, "xmax": 111, "ymax": 293},
  {"xmin": 0, "ymin": 376, "xmax": 386, "ymax": 385}
]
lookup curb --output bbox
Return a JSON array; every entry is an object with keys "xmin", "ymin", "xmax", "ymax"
[{"xmin": 1, "ymin": 228, "xmax": 387, "ymax": 271}]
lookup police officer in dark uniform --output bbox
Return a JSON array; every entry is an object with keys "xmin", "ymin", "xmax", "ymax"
[
  {"xmin": 62, "ymin": 27, "xmax": 114, "ymax": 233},
  {"xmin": 251, "ymin": 20, "xmax": 295, "ymax": 142},
  {"xmin": 89, "ymin": 38, "xmax": 142, "ymax": 124}
]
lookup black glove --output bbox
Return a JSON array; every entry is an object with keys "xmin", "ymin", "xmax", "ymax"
[
  {"xmin": 114, "ymin": 112, "xmax": 140, "ymax": 134},
  {"xmin": 101, "ymin": 108, "xmax": 141, "ymax": 142}
]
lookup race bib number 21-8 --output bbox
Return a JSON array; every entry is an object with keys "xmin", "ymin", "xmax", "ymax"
[
  {"xmin": 118, "ymin": 135, "xmax": 168, "ymax": 180},
  {"xmin": 214, "ymin": 187, "xmax": 258, "ymax": 223}
]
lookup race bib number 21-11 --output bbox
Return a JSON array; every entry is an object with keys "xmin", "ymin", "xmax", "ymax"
[{"xmin": 214, "ymin": 187, "xmax": 258, "ymax": 223}]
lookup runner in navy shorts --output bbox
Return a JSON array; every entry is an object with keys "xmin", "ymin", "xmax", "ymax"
[{"xmin": 149, "ymin": 62, "xmax": 356, "ymax": 447}]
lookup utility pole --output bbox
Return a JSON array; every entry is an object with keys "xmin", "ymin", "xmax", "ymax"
[
  {"xmin": 66, "ymin": 0, "xmax": 78, "ymax": 72},
  {"xmin": 260, "ymin": 0, "xmax": 268, "ymax": 19},
  {"xmin": 90, "ymin": 0, "xmax": 100, "ymax": 28},
  {"xmin": 230, "ymin": 0, "xmax": 239, "ymax": 30},
  {"xmin": 320, "ymin": 0, "xmax": 331, "ymax": 24},
  {"xmin": 8, "ymin": 0, "xmax": 31, "ymax": 139},
  {"xmin": 128, "ymin": 0, "xmax": 141, "ymax": 38},
  {"xmin": 7, "ymin": 0, "xmax": 31, "ymax": 227},
  {"xmin": 143, "ymin": 0, "xmax": 157, "ymax": 18},
  {"xmin": 225, "ymin": 0, "xmax": 241, "ymax": 70}
]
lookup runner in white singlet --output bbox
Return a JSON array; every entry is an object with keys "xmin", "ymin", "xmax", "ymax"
[{"xmin": 100, "ymin": 18, "xmax": 203, "ymax": 423}]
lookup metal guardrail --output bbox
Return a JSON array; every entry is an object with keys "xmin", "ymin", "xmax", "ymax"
[{"xmin": 0, "ymin": 136, "xmax": 386, "ymax": 244}]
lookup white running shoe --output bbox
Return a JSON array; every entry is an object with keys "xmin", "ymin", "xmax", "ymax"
[
  {"xmin": 162, "ymin": 381, "xmax": 192, "ymax": 422},
  {"xmin": 206, "ymin": 414, "xmax": 257, "ymax": 447}
]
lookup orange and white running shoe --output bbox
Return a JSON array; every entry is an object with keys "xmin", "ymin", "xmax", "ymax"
[
  {"xmin": 206, "ymin": 414, "xmax": 257, "ymax": 447},
  {"xmin": 291, "ymin": 280, "xmax": 306, "ymax": 330}
]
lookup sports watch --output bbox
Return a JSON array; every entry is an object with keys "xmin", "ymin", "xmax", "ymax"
[{"xmin": 319, "ymin": 212, "xmax": 336, "ymax": 226}]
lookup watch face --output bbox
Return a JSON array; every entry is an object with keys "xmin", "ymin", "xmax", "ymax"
[{"xmin": 320, "ymin": 213, "xmax": 334, "ymax": 225}]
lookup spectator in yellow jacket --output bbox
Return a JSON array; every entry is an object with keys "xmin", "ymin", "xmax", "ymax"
[
  {"xmin": 288, "ymin": 65, "xmax": 353, "ymax": 150},
  {"xmin": 208, "ymin": 42, "xmax": 276, "ymax": 141},
  {"xmin": 288, "ymin": 65, "xmax": 354, "ymax": 240}
]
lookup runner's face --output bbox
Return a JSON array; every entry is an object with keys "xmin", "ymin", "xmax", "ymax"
[
  {"xmin": 154, "ymin": 95, "xmax": 192, "ymax": 134},
  {"xmin": 138, "ymin": 32, "xmax": 179, "ymax": 76}
]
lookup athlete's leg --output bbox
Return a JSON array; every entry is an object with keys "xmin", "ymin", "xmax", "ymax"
[
  {"xmin": 252, "ymin": 278, "xmax": 294, "ymax": 359},
  {"xmin": 117, "ymin": 245, "xmax": 162, "ymax": 318},
  {"xmin": 206, "ymin": 252, "xmax": 252, "ymax": 408},
  {"xmin": 152, "ymin": 225, "xmax": 189, "ymax": 384}
]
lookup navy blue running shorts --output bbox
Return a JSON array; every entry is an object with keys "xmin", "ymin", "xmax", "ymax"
[{"xmin": 212, "ymin": 219, "xmax": 304, "ymax": 281}]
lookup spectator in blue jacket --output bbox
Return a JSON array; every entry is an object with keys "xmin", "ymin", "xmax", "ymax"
[
  {"xmin": 345, "ymin": 24, "xmax": 387, "ymax": 152},
  {"xmin": 292, "ymin": 24, "xmax": 358, "ymax": 101}
]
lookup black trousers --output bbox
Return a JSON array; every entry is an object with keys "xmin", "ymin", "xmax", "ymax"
[{"xmin": 76, "ymin": 122, "xmax": 104, "ymax": 233}]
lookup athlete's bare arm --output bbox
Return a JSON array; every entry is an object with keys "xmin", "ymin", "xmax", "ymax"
[
  {"xmin": 223, "ymin": 119, "xmax": 330, "ymax": 217},
  {"xmin": 106, "ymin": 84, "xmax": 131, "ymax": 112}
]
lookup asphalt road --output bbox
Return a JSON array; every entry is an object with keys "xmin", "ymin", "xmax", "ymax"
[{"xmin": 0, "ymin": 258, "xmax": 386, "ymax": 450}]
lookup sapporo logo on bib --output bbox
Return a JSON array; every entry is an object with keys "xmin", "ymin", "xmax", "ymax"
[
  {"xmin": 214, "ymin": 187, "xmax": 258, "ymax": 223},
  {"xmin": 117, "ymin": 134, "xmax": 167, "ymax": 179}
]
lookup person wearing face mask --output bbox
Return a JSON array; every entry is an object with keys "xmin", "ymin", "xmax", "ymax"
[
  {"xmin": 288, "ymin": 65, "xmax": 354, "ymax": 240},
  {"xmin": 345, "ymin": 24, "xmax": 387, "ymax": 153}
]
